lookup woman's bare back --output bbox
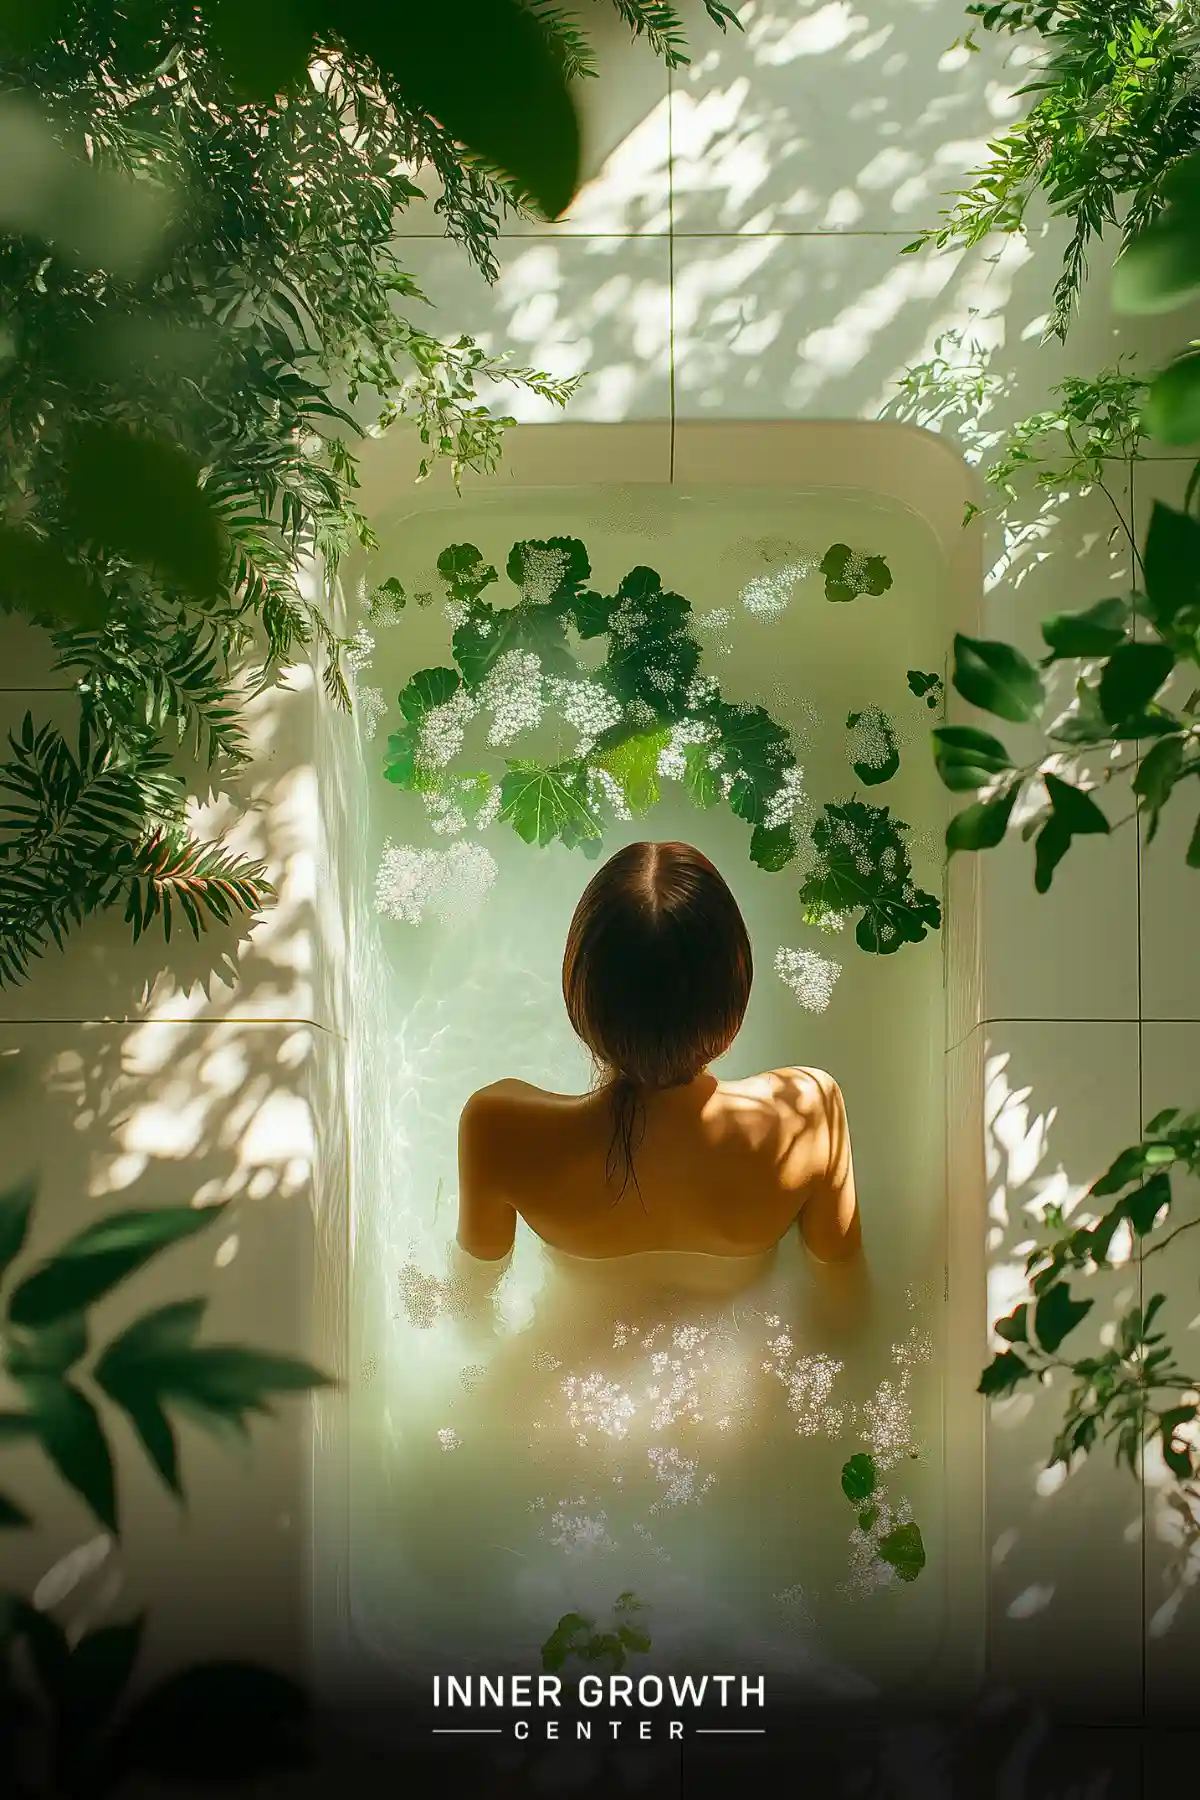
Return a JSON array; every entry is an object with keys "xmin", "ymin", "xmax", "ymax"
[{"xmin": 457, "ymin": 1065, "xmax": 860, "ymax": 1264}]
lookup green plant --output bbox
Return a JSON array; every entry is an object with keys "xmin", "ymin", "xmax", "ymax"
[
  {"xmin": 934, "ymin": 492, "xmax": 1199, "ymax": 885},
  {"xmin": 378, "ymin": 536, "xmax": 942, "ymax": 956},
  {"xmin": 540, "ymin": 1591, "xmax": 652, "ymax": 1675},
  {"xmin": 0, "ymin": 1, "xmax": 738, "ymax": 991},
  {"xmin": 979, "ymin": 1111, "xmax": 1200, "ymax": 1480},
  {"xmin": 907, "ymin": 0, "xmax": 1200, "ymax": 341},
  {"xmin": 0, "ymin": 1174, "xmax": 332, "ymax": 1793}
]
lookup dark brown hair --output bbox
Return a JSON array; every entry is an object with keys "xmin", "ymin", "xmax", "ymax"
[{"xmin": 562, "ymin": 841, "xmax": 753, "ymax": 1200}]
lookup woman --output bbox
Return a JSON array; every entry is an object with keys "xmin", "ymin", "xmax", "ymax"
[
  {"xmin": 456, "ymin": 839, "xmax": 863, "ymax": 1273},
  {"xmin": 378, "ymin": 845, "xmax": 897, "ymax": 1689}
]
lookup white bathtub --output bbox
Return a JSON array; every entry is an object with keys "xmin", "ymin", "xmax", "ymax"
[{"xmin": 307, "ymin": 419, "xmax": 987, "ymax": 1717}]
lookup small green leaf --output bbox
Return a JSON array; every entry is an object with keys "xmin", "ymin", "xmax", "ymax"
[
  {"xmin": 953, "ymin": 634, "xmax": 1044, "ymax": 723},
  {"xmin": 840, "ymin": 1452, "xmax": 877, "ymax": 1503},
  {"xmin": 383, "ymin": 722, "xmax": 420, "ymax": 790},
  {"xmin": 1033, "ymin": 1282, "xmax": 1093, "ymax": 1355},
  {"xmin": 932, "ymin": 724, "xmax": 1014, "ymax": 792},
  {"xmin": 978, "ymin": 1350, "xmax": 1034, "ymax": 1397},
  {"xmin": 946, "ymin": 785, "xmax": 1018, "ymax": 854},
  {"xmin": 857, "ymin": 1505, "xmax": 880, "ymax": 1532},
  {"xmin": 878, "ymin": 1522, "xmax": 926, "ymax": 1582},
  {"xmin": 1112, "ymin": 222, "xmax": 1200, "ymax": 316},
  {"xmin": 437, "ymin": 544, "xmax": 497, "ymax": 598},
  {"xmin": 398, "ymin": 667, "xmax": 460, "ymax": 722},
  {"xmin": 1146, "ymin": 1108, "xmax": 1180, "ymax": 1134},
  {"xmin": 616, "ymin": 1623, "xmax": 652, "ymax": 1654},
  {"xmin": 680, "ymin": 742, "xmax": 720, "ymax": 809},
  {"xmin": 1133, "ymin": 735, "xmax": 1186, "ymax": 842},
  {"xmin": 499, "ymin": 761, "xmax": 602, "ymax": 849},
  {"xmin": 8, "ymin": 1205, "xmax": 225, "ymax": 1329},
  {"xmin": 18, "ymin": 1374, "xmax": 117, "ymax": 1532},
  {"xmin": 1098, "ymin": 643, "xmax": 1175, "ymax": 727},
  {"xmin": 820, "ymin": 545, "xmax": 892, "ymax": 602},
  {"xmin": 1123, "ymin": 1172, "xmax": 1172, "ymax": 1238},
  {"xmin": 749, "ymin": 822, "xmax": 797, "ymax": 871},
  {"xmin": 1189, "ymin": 807, "xmax": 1200, "ymax": 869},
  {"xmin": 1041, "ymin": 597, "xmax": 1129, "ymax": 661},
  {"xmin": 593, "ymin": 728, "xmax": 670, "ymax": 815},
  {"xmin": 995, "ymin": 1302, "xmax": 1029, "ymax": 1345}
]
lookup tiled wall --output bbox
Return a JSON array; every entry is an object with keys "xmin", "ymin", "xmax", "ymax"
[
  {"xmin": 380, "ymin": 2, "xmax": 1198, "ymax": 1723},
  {"xmin": 2, "ymin": 0, "xmax": 1197, "ymax": 1725}
]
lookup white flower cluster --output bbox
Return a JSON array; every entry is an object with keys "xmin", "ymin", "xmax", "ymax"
[
  {"xmin": 545, "ymin": 674, "xmax": 624, "ymax": 757},
  {"xmin": 520, "ymin": 544, "xmax": 570, "ymax": 603},
  {"xmin": 418, "ymin": 687, "xmax": 477, "ymax": 769},
  {"xmin": 739, "ymin": 558, "xmax": 815, "ymax": 620},
  {"xmin": 846, "ymin": 707, "xmax": 894, "ymax": 773},
  {"xmin": 693, "ymin": 607, "xmax": 734, "ymax": 656},
  {"xmin": 762, "ymin": 764, "xmax": 812, "ymax": 833},
  {"xmin": 374, "ymin": 839, "xmax": 498, "ymax": 925},
  {"xmin": 356, "ymin": 685, "xmax": 388, "ymax": 742},
  {"xmin": 774, "ymin": 945, "xmax": 843, "ymax": 1014},
  {"xmin": 656, "ymin": 716, "xmax": 718, "ymax": 783},
  {"xmin": 479, "ymin": 648, "xmax": 545, "ymax": 747},
  {"xmin": 344, "ymin": 625, "xmax": 375, "ymax": 674}
]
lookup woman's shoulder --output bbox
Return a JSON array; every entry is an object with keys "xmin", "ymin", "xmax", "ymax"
[{"xmin": 722, "ymin": 1065, "xmax": 841, "ymax": 1111}]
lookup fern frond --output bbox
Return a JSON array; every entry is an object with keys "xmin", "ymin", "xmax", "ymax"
[
  {"xmin": 608, "ymin": 0, "xmax": 690, "ymax": 66},
  {"xmin": 123, "ymin": 830, "xmax": 275, "ymax": 945},
  {"xmin": 529, "ymin": 2, "xmax": 598, "ymax": 79}
]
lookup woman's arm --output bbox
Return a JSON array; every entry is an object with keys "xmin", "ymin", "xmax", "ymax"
[
  {"xmin": 456, "ymin": 1086, "xmax": 518, "ymax": 1262},
  {"xmin": 794, "ymin": 1071, "xmax": 862, "ymax": 1264}
]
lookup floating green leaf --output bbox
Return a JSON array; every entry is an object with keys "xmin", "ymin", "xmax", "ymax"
[
  {"xmin": 801, "ymin": 800, "xmax": 941, "ymax": 955},
  {"xmin": 878, "ymin": 1522, "xmax": 926, "ymax": 1583},
  {"xmin": 593, "ymin": 728, "xmax": 670, "ymax": 814},
  {"xmin": 847, "ymin": 708, "xmax": 899, "ymax": 786},
  {"xmin": 437, "ymin": 544, "xmax": 497, "ymax": 599},
  {"xmin": 499, "ymin": 760, "xmax": 602, "ymax": 849},
  {"xmin": 820, "ymin": 544, "xmax": 892, "ymax": 602},
  {"xmin": 749, "ymin": 822, "xmax": 797, "ymax": 871},
  {"xmin": 681, "ymin": 741, "xmax": 720, "ymax": 809},
  {"xmin": 840, "ymin": 1452, "xmax": 877, "ymax": 1503},
  {"xmin": 398, "ymin": 667, "xmax": 461, "ymax": 723}
]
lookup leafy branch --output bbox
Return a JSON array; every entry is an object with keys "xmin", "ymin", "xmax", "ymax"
[
  {"xmin": 979, "ymin": 1111, "xmax": 1200, "ymax": 1480},
  {"xmin": 0, "ymin": 1173, "xmax": 333, "ymax": 1795}
]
